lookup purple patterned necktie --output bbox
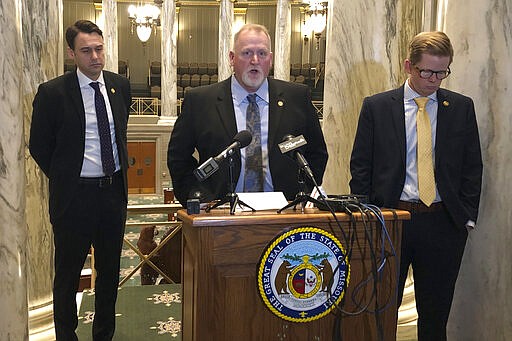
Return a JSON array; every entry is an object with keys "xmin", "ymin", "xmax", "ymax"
[
  {"xmin": 90, "ymin": 82, "xmax": 115, "ymax": 176},
  {"xmin": 243, "ymin": 94, "xmax": 263, "ymax": 192}
]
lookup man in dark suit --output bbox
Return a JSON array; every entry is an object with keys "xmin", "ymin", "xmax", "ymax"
[
  {"xmin": 350, "ymin": 31, "xmax": 482, "ymax": 340},
  {"xmin": 29, "ymin": 20, "xmax": 131, "ymax": 340},
  {"xmin": 168, "ymin": 23, "xmax": 328, "ymax": 205}
]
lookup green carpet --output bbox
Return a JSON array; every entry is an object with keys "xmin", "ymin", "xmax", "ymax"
[{"xmin": 77, "ymin": 284, "xmax": 182, "ymax": 340}]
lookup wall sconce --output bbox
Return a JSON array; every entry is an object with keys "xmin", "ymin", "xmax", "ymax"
[
  {"xmin": 303, "ymin": 1, "xmax": 327, "ymax": 49},
  {"xmin": 128, "ymin": 3, "xmax": 161, "ymax": 44}
]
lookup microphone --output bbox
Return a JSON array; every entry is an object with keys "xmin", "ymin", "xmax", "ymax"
[
  {"xmin": 278, "ymin": 134, "xmax": 316, "ymax": 183},
  {"xmin": 193, "ymin": 130, "xmax": 252, "ymax": 182}
]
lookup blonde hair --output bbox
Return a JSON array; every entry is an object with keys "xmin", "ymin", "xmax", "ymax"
[{"xmin": 408, "ymin": 31, "xmax": 454, "ymax": 65}]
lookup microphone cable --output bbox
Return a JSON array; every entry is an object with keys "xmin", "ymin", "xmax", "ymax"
[{"xmin": 311, "ymin": 196, "xmax": 398, "ymax": 341}]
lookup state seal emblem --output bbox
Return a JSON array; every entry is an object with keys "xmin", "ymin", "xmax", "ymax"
[{"xmin": 257, "ymin": 226, "xmax": 350, "ymax": 322}]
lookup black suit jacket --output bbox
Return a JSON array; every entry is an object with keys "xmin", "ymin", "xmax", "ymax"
[
  {"xmin": 349, "ymin": 85, "xmax": 483, "ymax": 228},
  {"xmin": 29, "ymin": 70, "xmax": 131, "ymax": 223},
  {"xmin": 168, "ymin": 76, "xmax": 328, "ymax": 205}
]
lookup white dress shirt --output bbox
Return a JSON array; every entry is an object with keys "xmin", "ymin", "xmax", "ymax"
[{"xmin": 77, "ymin": 68, "xmax": 120, "ymax": 177}]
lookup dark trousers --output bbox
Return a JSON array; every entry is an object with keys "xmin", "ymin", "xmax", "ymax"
[
  {"xmin": 52, "ymin": 172, "xmax": 126, "ymax": 341},
  {"xmin": 397, "ymin": 207, "xmax": 467, "ymax": 341}
]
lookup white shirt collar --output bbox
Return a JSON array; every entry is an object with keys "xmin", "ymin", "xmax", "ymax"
[
  {"xmin": 76, "ymin": 68, "xmax": 105, "ymax": 89},
  {"xmin": 404, "ymin": 78, "xmax": 437, "ymax": 103},
  {"xmin": 231, "ymin": 76, "xmax": 269, "ymax": 105}
]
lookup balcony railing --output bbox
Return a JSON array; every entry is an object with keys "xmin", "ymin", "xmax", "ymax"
[
  {"xmin": 130, "ymin": 97, "xmax": 161, "ymax": 116},
  {"xmin": 130, "ymin": 97, "xmax": 185, "ymax": 116},
  {"xmin": 130, "ymin": 97, "xmax": 322, "ymax": 119},
  {"xmin": 312, "ymin": 100, "xmax": 323, "ymax": 120}
]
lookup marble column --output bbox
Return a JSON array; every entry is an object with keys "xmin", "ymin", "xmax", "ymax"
[
  {"xmin": 218, "ymin": 0, "xmax": 234, "ymax": 81},
  {"xmin": 102, "ymin": 0, "xmax": 118, "ymax": 73},
  {"xmin": 438, "ymin": 1, "xmax": 512, "ymax": 339},
  {"xmin": 0, "ymin": 0, "xmax": 27, "ymax": 339},
  {"xmin": 159, "ymin": 0, "xmax": 178, "ymax": 119},
  {"xmin": 321, "ymin": 1, "xmax": 423, "ymax": 339},
  {"xmin": 322, "ymin": 0, "xmax": 423, "ymax": 194},
  {"xmin": 24, "ymin": 0, "xmax": 63, "ymax": 340},
  {"xmin": 421, "ymin": 0, "xmax": 436, "ymax": 31},
  {"xmin": 274, "ymin": 0, "xmax": 292, "ymax": 81}
]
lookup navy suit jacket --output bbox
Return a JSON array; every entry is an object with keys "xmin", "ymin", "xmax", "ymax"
[
  {"xmin": 349, "ymin": 85, "xmax": 483, "ymax": 228},
  {"xmin": 29, "ymin": 70, "xmax": 131, "ymax": 223},
  {"xmin": 168, "ymin": 76, "xmax": 328, "ymax": 205}
]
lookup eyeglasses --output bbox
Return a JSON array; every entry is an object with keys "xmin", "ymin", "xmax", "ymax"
[{"xmin": 414, "ymin": 66, "xmax": 451, "ymax": 80}]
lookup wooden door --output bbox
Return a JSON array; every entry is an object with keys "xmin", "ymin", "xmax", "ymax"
[{"xmin": 127, "ymin": 141, "xmax": 156, "ymax": 194}]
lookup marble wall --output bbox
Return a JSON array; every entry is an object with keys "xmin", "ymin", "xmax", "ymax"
[
  {"xmin": 322, "ymin": 0, "xmax": 423, "ymax": 194},
  {"xmin": 102, "ymin": 0, "xmax": 118, "ymax": 73},
  {"xmin": 322, "ymin": 1, "xmax": 424, "ymax": 339},
  {"xmin": 218, "ymin": 0, "xmax": 234, "ymax": 81},
  {"xmin": 440, "ymin": 1, "xmax": 512, "ymax": 340},
  {"xmin": 0, "ymin": 0, "xmax": 28, "ymax": 339},
  {"xmin": 23, "ymin": 0, "xmax": 62, "ymax": 339},
  {"xmin": 274, "ymin": 0, "xmax": 292, "ymax": 81},
  {"xmin": 160, "ymin": 0, "xmax": 178, "ymax": 119}
]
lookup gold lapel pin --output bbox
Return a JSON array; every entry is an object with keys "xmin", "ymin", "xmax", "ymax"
[
  {"xmin": 443, "ymin": 100, "xmax": 449, "ymax": 107},
  {"xmin": 111, "ymin": 88, "xmax": 116, "ymax": 94},
  {"xmin": 277, "ymin": 100, "xmax": 284, "ymax": 107}
]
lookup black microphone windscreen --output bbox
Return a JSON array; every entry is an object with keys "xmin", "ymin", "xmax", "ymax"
[{"xmin": 234, "ymin": 130, "xmax": 252, "ymax": 148}]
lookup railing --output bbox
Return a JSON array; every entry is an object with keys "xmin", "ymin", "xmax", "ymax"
[
  {"xmin": 130, "ymin": 96, "xmax": 322, "ymax": 119},
  {"xmin": 312, "ymin": 100, "xmax": 323, "ymax": 120},
  {"xmin": 130, "ymin": 97, "xmax": 184, "ymax": 116},
  {"xmin": 130, "ymin": 97, "xmax": 161, "ymax": 116},
  {"xmin": 118, "ymin": 203, "xmax": 183, "ymax": 286}
]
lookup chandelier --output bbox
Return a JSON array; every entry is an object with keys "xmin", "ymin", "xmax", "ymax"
[
  {"xmin": 128, "ymin": 3, "xmax": 161, "ymax": 43},
  {"xmin": 303, "ymin": 1, "xmax": 328, "ymax": 49}
]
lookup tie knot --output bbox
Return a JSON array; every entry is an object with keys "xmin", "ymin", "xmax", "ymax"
[
  {"xmin": 90, "ymin": 82, "xmax": 100, "ymax": 92},
  {"xmin": 247, "ymin": 93, "xmax": 257, "ymax": 104},
  {"xmin": 414, "ymin": 96, "xmax": 429, "ymax": 109}
]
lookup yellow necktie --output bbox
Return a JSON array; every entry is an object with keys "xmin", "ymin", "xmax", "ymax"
[{"xmin": 414, "ymin": 97, "xmax": 435, "ymax": 207}]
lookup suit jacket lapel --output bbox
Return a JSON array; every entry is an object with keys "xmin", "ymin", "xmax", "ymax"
[
  {"xmin": 215, "ymin": 77, "xmax": 238, "ymax": 138},
  {"xmin": 103, "ymin": 72, "xmax": 122, "ymax": 127},
  {"xmin": 268, "ymin": 78, "xmax": 284, "ymax": 149},
  {"xmin": 390, "ymin": 86, "xmax": 406, "ymax": 165},
  {"xmin": 66, "ymin": 72, "xmax": 86, "ymax": 133},
  {"xmin": 104, "ymin": 72, "xmax": 116, "ymax": 111},
  {"xmin": 435, "ymin": 89, "xmax": 450, "ymax": 163}
]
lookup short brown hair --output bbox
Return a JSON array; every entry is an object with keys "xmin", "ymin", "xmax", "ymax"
[
  {"xmin": 408, "ymin": 31, "xmax": 453, "ymax": 65},
  {"xmin": 65, "ymin": 20, "xmax": 103, "ymax": 50}
]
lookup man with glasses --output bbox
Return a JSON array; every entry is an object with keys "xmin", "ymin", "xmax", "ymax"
[
  {"xmin": 349, "ymin": 31, "xmax": 482, "ymax": 340},
  {"xmin": 168, "ymin": 23, "xmax": 328, "ymax": 205}
]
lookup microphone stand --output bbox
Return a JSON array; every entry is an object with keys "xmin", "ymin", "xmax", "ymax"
[
  {"xmin": 277, "ymin": 168, "xmax": 323, "ymax": 213},
  {"xmin": 205, "ymin": 155, "xmax": 256, "ymax": 215}
]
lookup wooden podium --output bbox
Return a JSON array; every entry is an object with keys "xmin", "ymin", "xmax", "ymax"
[{"xmin": 178, "ymin": 208, "xmax": 409, "ymax": 341}]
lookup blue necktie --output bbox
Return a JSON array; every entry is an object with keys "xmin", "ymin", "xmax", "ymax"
[
  {"xmin": 244, "ymin": 94, "xmax": 263, "ymax": 192},
  {"xmin": 90, "ymin": 82, "xmax": 115, "ymax": 176}
]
